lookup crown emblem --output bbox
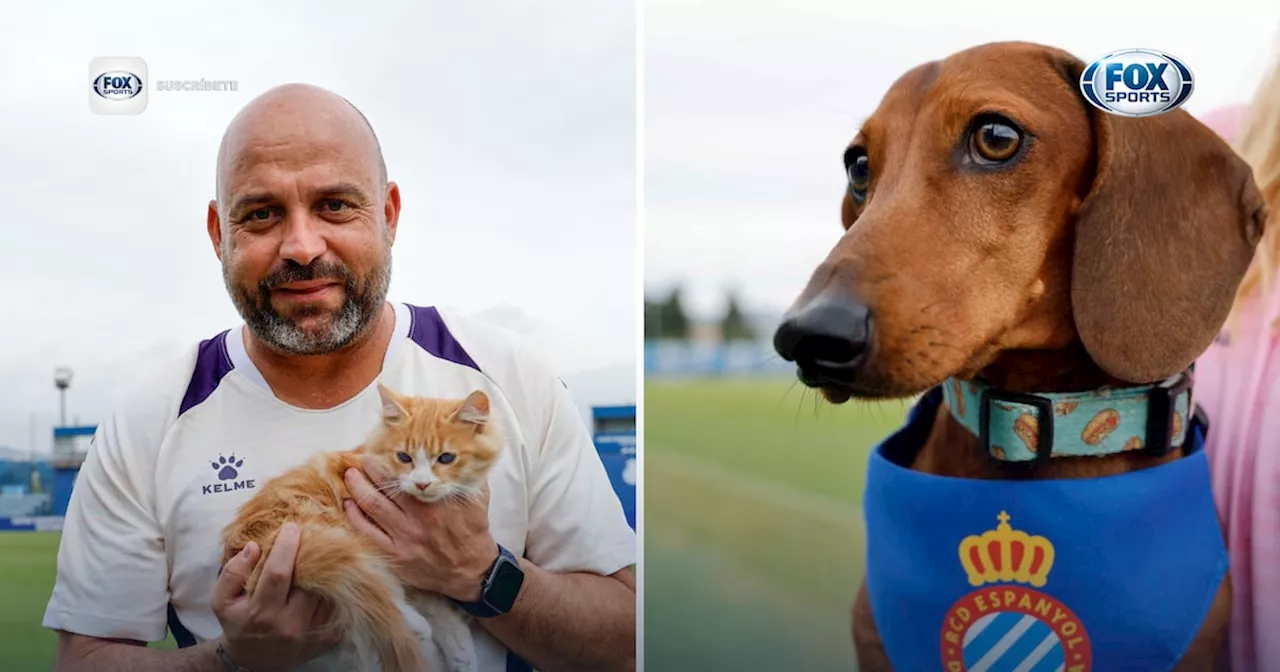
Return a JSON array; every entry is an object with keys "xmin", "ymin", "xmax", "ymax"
[{"xmin": 958, "ymin": 512, "xmax": 1055, "ymax": 588}]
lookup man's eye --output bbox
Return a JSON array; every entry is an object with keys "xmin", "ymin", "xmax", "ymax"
[
  {"xmin": 248, "ymin": 208, "xmax": 273, "ymax": 221},
  {"xmin": 322, "ymin": 200, "xmax": 348, "ymax": 212}
]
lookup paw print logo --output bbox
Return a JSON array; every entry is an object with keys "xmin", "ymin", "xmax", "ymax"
[{"xmin": 211, "ymin": 454, "xmax": 244, "ymax": 481}]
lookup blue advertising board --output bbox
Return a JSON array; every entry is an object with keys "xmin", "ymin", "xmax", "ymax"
[
  {"xmin": 593, "ymin": 405, "xmax": 636, "ymax": 530},
  {"xmin": 0, "ymin": 515, "xmax": 64, "ymax": 532},
  {"xmin": 645, "ymin": 340, "xmax": 794, "ymax": 377}
]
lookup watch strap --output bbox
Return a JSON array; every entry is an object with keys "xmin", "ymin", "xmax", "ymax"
[
  {"xmin": 455, "ymin": 592, "xmax": 501, "ymax": 618},
  {"xmin": 215, "ymin": 640, "xmax": 252, "ymax": 672},
  {"xmin": 454, "ymin": 544, "xmax": 522, "ymax": 618}
]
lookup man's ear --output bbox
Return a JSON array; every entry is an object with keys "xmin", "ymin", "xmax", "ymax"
[
  {"xmin": 207, "ymin": 199, "xmax": 224, "ymax": 262},
  {"xmin": 383, "ymin": 181, "xmax": 401, "ymax": 245},
  {"xmin": 1052, "ymin": 52, "xmax": 1265, "ymax": 383}
]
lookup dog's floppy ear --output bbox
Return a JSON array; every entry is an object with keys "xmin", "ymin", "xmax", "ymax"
[{"xmin": 1054, "ymin": 55, "xmax": 1267, "ymax": 383}]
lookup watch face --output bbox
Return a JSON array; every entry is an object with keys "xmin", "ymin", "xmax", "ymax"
[{"xmin": 485, "ymin": 557, "xmax": 525, "ymax": 611}]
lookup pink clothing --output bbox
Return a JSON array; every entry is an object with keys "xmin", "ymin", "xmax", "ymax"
[
  {"xmin": 1199, "ymin": 104, "xmax": 1250, "ymax": 141},
  {"xmin": 1192, "ymin": 104, "xmax": 1280, "ymax": 672},
  {"xmin": 1198, "ymin": 291, "xmax": 1280, "ymax": 672},
  {"xmin": 1195, "ymin": 103, "xmax": 1280, "ymax": 672}
]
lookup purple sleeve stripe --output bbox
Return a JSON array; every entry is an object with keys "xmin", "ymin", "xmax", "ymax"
[
  {"xmin": 178, "ymin": 330, "xmax": 234, "ymax": 417},
  {"xmin": 407, "ymin": 305, "xmax": 480, "ymax": 372}
]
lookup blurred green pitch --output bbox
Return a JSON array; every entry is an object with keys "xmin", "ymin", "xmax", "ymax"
[
  {"xmin": 0, "ymin": 533, "xmax": 176, "ymax": 670},
  {"xmin": 643, "ymin": 378, "xmax": 909, "ymax": 671},
  {"xmin": 0, "ymin": 532, "xmax": 61, "ymax": 669}
]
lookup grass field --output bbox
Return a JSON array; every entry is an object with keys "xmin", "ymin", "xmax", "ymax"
[
  {"xmin": 0, "ymin": 532, "xmax": 62, "ymax": 670},
  {"xmin": 0, "ymin": 532, "xmax": 176, "ymax": 670},
  {"xmin": 644, "ymin": 377, "xmax": 910, "ymax": 671}
]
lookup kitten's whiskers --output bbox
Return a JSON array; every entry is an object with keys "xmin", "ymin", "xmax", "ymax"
[{"xmin": 356, "ymin": 479, "xmax": 406, "ymax": 508}]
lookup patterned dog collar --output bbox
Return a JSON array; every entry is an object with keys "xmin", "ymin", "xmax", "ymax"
[{"xmin": 941, "ymin": 370, "xmax": 1195, "ymax": 462}]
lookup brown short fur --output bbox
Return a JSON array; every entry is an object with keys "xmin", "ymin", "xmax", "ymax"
[{"xmin": 783, "ymin": 41, "xmax": 1265, "ymax": 671}]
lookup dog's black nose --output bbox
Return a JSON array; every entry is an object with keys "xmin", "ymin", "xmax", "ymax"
[{"xmin": 774, "ymin": 292, "xmax": 872, "ymax": 381}]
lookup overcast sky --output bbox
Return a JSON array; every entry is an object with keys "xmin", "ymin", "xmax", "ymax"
[
  {"xmin": 0, "ymin": 0, "xmax": 636, "ymax": 453},
  {"xmin": 645, "ymin": 0, "xmax": 1280, "ymax": 321}
]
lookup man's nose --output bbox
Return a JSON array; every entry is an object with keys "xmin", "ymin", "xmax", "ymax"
[
  {"xmin": 773, "ymin": 290, "xmax": 873, "ymax": 379},
  {"xmin": 278, "ymin": 213, "xmax": 328, "ymax": 266}
]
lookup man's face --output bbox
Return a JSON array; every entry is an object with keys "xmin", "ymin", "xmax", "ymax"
[{"xmin": 212, "ymin": 116, "xmax": 395, "ymax": 356}]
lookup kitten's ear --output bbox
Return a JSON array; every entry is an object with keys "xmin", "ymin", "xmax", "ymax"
[
  {"xmin": 377, "ymin": 383, "xmax": 408, "ymax": 424},
  {"xmin": 454, "ymin": 390, "xmax": 490, "ymax": 428}
]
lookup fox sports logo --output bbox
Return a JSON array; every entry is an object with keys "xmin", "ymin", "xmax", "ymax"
[
  {"xmin": 1079, "ymin": 49, "xmax": 1194, "ymax": 117},
  {"xmin": 92, "ymin": 71, "xmax": 143, "ymax": 100}
]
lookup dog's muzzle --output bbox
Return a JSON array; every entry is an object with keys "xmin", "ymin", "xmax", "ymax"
[{"xmin": 773, "ymin": 290, "xmax": 873, "ymax": 387}]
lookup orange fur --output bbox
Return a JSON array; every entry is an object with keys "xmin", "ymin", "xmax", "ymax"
[{"xmin": 220, "ymin": 385, "xmax": 503, "ymax": 672}]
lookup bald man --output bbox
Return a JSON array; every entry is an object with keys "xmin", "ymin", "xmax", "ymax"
[{"xmin": 43, "ymin": 84, "xmax": 636, "ymax": 672}]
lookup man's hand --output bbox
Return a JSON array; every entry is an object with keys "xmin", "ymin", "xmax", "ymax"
[
  {"xmin": 342, "ymin": 462, "xmax": 497, "ymax": 602},
  {"xmin": 211, "ymin": 523, "xmax": 341, "ymax": 672}
]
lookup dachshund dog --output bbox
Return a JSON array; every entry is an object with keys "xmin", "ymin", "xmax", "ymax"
[{"xmin": 774, "ymin": 42, "xmax": 1267, "ymax": 672}]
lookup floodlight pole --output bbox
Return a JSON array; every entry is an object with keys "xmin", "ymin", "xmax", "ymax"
[{"xmin": 54, "ymin": 367, "xmax": 73, "ymax": 427}]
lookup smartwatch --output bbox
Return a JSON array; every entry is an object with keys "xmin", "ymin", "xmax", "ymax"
[{"xmin": 454, "ymin": 544, "xmax": 525, "ymax": 618}]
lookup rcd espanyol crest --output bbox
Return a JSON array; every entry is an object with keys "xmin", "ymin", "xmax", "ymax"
[
  {"xmin": 1079, "ymin": 49, "xmax": 1194, "ymax": 117},
  {"xmin": 940, "ymin": 512, "xmax": 1093, "ymax": 671}
]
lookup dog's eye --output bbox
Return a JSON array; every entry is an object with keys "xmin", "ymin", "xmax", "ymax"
[
  {"xmin": 437, "ymin": 453, "xmax": 456, "ymax": 465},
  {"xmin": 846, "ymin": 149, "xmax": 870, "ymax": 203},
  {"xmin": 970, "ymin": 120, "xmax": 1022, "ymax": 164},
  {"xmin": 396, "ymin": 451, "xmax": 413, "ymax": 464}
]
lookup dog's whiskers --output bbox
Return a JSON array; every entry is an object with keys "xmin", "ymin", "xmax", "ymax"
[
  {"xmin": 754, "ymin": 353, "xmax": 783, "ymax": 368},
  {"xmin": 780, "ymin": 379, "xmax": 801, "ymax": 406},
  {"xmin": 794, "ymin": 387, "xmax": 810, "ymax": 427}
]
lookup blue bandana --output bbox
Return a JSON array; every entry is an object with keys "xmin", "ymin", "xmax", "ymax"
[{"xmin": 863, "ymin": 388, "xmax": 1227, "ymax": 672}]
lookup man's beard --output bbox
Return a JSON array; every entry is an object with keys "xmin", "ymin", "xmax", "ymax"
[{"xmin": 223, "ymin": 244, "xmax": 392, "ymax": 356}]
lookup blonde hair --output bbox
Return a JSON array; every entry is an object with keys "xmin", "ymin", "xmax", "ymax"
[{"xmin": 1229, "ymin": 50, "xmax": 1280, "ymax": 315}]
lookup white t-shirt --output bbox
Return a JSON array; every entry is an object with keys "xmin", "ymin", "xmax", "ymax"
[{"xmin": 42, "ymin": 302, "xmax": 636, "ymax": 671}]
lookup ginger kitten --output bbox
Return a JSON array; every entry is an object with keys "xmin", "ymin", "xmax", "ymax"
[{"xmin": 220, "ymin": 384, "xmax": 503, "ymax": 672}]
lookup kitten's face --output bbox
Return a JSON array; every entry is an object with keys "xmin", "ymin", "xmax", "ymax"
[{"xmin": 365, "ymin": 385, "xmax": 502, "ymax": 503}]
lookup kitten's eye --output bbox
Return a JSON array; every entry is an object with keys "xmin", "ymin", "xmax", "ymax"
[
  {"xmin": 437, "ymin": 453, "xmax": 456, "ymax": 465},
  {"xmin": 396, "ymin": 451, "xmax": 413, "ymax": 464}
]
